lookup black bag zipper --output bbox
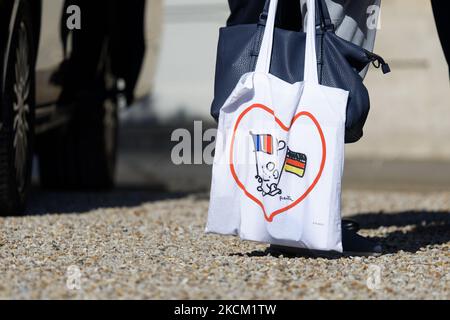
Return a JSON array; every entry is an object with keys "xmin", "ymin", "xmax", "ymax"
[{"xmin": 365, "ymin": 50, "xmax": 391, "ymax": 74}]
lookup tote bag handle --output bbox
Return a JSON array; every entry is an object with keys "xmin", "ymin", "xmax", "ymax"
[{"xmin": 255, "ymin": 0, "xmax": 319, "ymax": 85}]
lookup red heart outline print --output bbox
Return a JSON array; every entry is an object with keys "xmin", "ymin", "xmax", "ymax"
[{"xmin": 229, "ymin": 103, "xmax": 327, "ymax": 223}]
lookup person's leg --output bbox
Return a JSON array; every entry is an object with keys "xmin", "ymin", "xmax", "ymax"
[
  {"xmin": 227, "ymin": 0, "xmax": 301, "ymax": 31},
  {"xmin": 431, "ymin": 0, "xmax": 450, "ymax": 76},
  {"xmin": 109, "ymin": 0, "xmax": 146, "ymax": 103},
  {"xmin": 227, "ymin": 0, "xmax": 264, "ymax": 26}
]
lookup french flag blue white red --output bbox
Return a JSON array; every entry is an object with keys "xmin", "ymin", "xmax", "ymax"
[{"xmin": 251, "ymin": 133, "xmax": 273, "ymax": 154}]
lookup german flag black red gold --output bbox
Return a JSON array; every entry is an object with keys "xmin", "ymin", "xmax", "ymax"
[{"xmin": 283, "ymin": 149, "xmax": 307, "ymax": 178}]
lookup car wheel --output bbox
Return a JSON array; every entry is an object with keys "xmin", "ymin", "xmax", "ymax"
[
  {"xmin": 37, "ymin": 89, "xmax": 118, "ymax": 190},
  {"xmin": 0, "ymin": 1, "xmax": 35, "ymax": 215}
]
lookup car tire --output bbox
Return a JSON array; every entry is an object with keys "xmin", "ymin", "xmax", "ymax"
[
  {"xmin": 37, "ymin": 89, "xmax": 118, "ymax": 190},
  {"xmin": 0, "ymin": 0, "xmax": 35, "ymax": 215}
]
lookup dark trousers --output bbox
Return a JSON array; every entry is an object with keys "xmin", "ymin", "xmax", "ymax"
[
  {"xmin": 431, "ymin": 0, "xmax": 450, "ymax": 76},
  {"xmin": 227, "ymin": 0, "xmax": 302, "ymax": 31}
]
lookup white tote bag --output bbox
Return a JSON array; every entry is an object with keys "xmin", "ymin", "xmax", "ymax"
[{"xmin": 206, "ymin": 0, "xmax": 348, "ymax": 252}]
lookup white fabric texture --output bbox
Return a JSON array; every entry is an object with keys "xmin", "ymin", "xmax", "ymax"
[{"xmin": 206, "ymin": 0, "xmax": 348, "ymax": 252}]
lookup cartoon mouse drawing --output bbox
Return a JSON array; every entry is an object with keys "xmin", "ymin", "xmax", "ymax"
[
  {"xmin": 250, "ymin": 133, "xmax": 286, "ymax": 197},
  {"xmin": 250, "ymin": 132, "xmax": 308, "ymax": 197}
]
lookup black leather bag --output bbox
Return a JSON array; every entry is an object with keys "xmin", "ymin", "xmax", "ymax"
[{"xmin": 211, "ymin": 0, "xmax": 390, "ymax": 143}]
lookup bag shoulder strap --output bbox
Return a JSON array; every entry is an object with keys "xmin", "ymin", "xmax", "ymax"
[{"xmin": 316, "ymin": 0, "xmax": 334, "ymax": 31}]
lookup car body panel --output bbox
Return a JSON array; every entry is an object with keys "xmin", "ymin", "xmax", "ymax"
[
  {"xmin": 135, "ymin": 0, "xmax": 163, "ymax": 100},
  {"xmin": 35, "ymin": 0, "xmax": 64, "ymax": 108}
]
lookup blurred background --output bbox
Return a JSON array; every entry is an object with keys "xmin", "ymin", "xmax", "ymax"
[{"xmin": 117, "ymin": 0, "xmax": 450, "ymax": 193}]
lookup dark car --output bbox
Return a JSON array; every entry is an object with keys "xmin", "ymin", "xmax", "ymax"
[{"xmin": 0, "ymin": 0, "xmax": 162, "ymax": 215}]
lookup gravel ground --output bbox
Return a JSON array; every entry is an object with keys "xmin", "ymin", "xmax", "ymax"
[{"xmin": 0, "ymin": 189, "xmax": 449, "ymax": 299}]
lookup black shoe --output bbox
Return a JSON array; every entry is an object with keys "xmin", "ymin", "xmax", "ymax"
[
  {"xmin": 342, "ymin": 219, "xmax": 360, "ymax": 232},
  {"xmin": 341, "ymin": 228, "xmax": 382, "ymax": 257}
]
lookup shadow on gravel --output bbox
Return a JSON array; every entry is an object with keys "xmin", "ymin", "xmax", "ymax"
[
  {"xmin": 349, "ymin": 210, "xmax": 450, "ymax": 254},
  {"xmin": 24, "ymin": 185, "xmax": 188, "ymax": 216},
  {"xmin": 230, "ymin": 211, "xmax": 450, "ymax": 258},
  {"xmin": 230, "ymin": 248, "xmax": 343, "ymax": 260}
]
